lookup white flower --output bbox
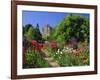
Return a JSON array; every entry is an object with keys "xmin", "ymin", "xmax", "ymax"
[
  {"xmin": 60, "ymin": 51, "xmax": 63, "ymax": 54},
  {"xmin": 57, "ymin": 49, "xmax": 60, "ymax": 53},
  {"xmin": 59, "ymin": 56, "xmax": 61, "ymax": 59},
  {"xmin": 62, "ymin": 49, "xmax": 65, "ymax": 52},
  {"xmin": 56, "ymin": 52, "xmax": 58, "ymax": 54},
  {"xmin": 66, "ymin": 47, "xmax": 69, "ymax": 50},
  {"xmin": 70, "ymin": 48, "xmax": 73, "ymax": 50}
]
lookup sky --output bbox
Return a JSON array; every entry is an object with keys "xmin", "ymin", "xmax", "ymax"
[{"xmin": 22, "ymin": 11, "xmax": 89, "ymax": 32}]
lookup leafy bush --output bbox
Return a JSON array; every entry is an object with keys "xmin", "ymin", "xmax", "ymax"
[
  {"xmin": 51, "ymin": 14, "xmax": 89, "ymax": 43},
  {"xmin": 23, "ymin": 49, "xmax": 50, "ymax": 68}
]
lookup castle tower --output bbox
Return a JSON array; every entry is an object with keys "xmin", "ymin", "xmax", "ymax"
[{"xmin": 42, "ymin": 24, "xmax": 52, "ymax": 37}]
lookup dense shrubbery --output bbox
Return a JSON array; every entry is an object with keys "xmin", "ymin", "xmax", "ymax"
[
  {"xmin": 51, "ymin": 14, "xmax": 89, "ymax": 43},
  {"xmin": 23, "ymin": 49, "xmax": 50, "ymax": 68}
]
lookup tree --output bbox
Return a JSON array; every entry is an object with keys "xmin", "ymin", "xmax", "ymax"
[
  {"xmin": 33, "ymin": 24, "xmax": 42, "ymax": 42},
  {"xmin": 51, "ymin": 14, "xmax": 89, "ymax": 43},
  {"xmin": 24, "ymin": 24, "xmax": 33, "ymax": 33},
  {"xmin": 23, "ymin": 24, "xmax": 34, "ymax": 42},
  {"xmin": 23, "ymin": 24, "xmax": 43, "ymax": 43},
  {"xmin": 25, "ymin": 27, "xmax": 34, "ymax": 41}
]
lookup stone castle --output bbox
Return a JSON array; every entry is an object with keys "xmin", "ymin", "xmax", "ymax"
[{"xmin": 42, "ymin": 24, "xmax": 52, "ymax": 37}]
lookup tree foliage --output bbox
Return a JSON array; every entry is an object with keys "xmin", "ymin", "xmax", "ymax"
[
  {"xmin": 23, "ymin": 24, "xmax": 42, "ymax": 42},
  {"xmin": 51, "ymin": 14, "xmax": 89, "ymax": 43}
]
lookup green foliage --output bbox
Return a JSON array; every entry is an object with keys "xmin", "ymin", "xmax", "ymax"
[
  {"xmin": 25, "ymin": 27, "xmax": 34, "ymax": 41},
  {"xmin": 23, "ymin": 24, "xmax": 43, "ymax": 42},
  {"xmin": 51, "ymin": 14, "xmax": 89, "ymax": 43},
  {"xmin": 23, "ymin": 24, "xmax": 33, "ymax": 34},
  {"xmin": 23, "ymin": 49, "xmax": 50, "ymax": 68},
  {"xmin": 33, "ymin": 24, "xmax": 42, "ymax": 42}
]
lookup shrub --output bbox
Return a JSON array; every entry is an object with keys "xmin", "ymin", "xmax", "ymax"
[{"xmin": 23, "ymin": 49, "xmax": 50, "ymax": 68}]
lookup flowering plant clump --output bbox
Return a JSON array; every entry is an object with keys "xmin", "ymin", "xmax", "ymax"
[
  {"xmin": 23, "ymin": 49, "xmax": 50, "ymax": 68},
  {"xmin": 32, "ymin": 40, "xmax": 43, "ymax": 51},
  {"xmin": 50, "ymin": 41, "xmax": 58, "ymax": 50},
  {"xmin": 62, "ymin": 46, "xmax": 73, "ymax": 54},
  {"xmin": 32, "ymin": 40, "xmax": 38, "ymax": 46},
  {"xmin": 38, "ymin": 43, "xmax": 43, "ymax": 49},
  {"xmin": 68, "ymin": 37, "xmax": 78, "ymax": 49}
]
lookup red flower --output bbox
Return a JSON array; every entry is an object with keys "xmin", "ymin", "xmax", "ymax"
[
  {"xmin": 50, "ymin": 41, "xmax": 57, "ymax": 49},
  {"xmin": 38, "ymin": 43, "xmax": 43, "ymax": 49},
  {"xmin": 32, "ymin": 40, "xmax": 43, "ymax": 51},
  {"xmin": 32, "ymin": 40, "xmax": 38, "ymax": 46}
]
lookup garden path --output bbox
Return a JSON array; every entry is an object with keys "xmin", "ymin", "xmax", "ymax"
[{"xmin": 41, "ymin": 49, "xmax": 60, "ymax": 67}]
